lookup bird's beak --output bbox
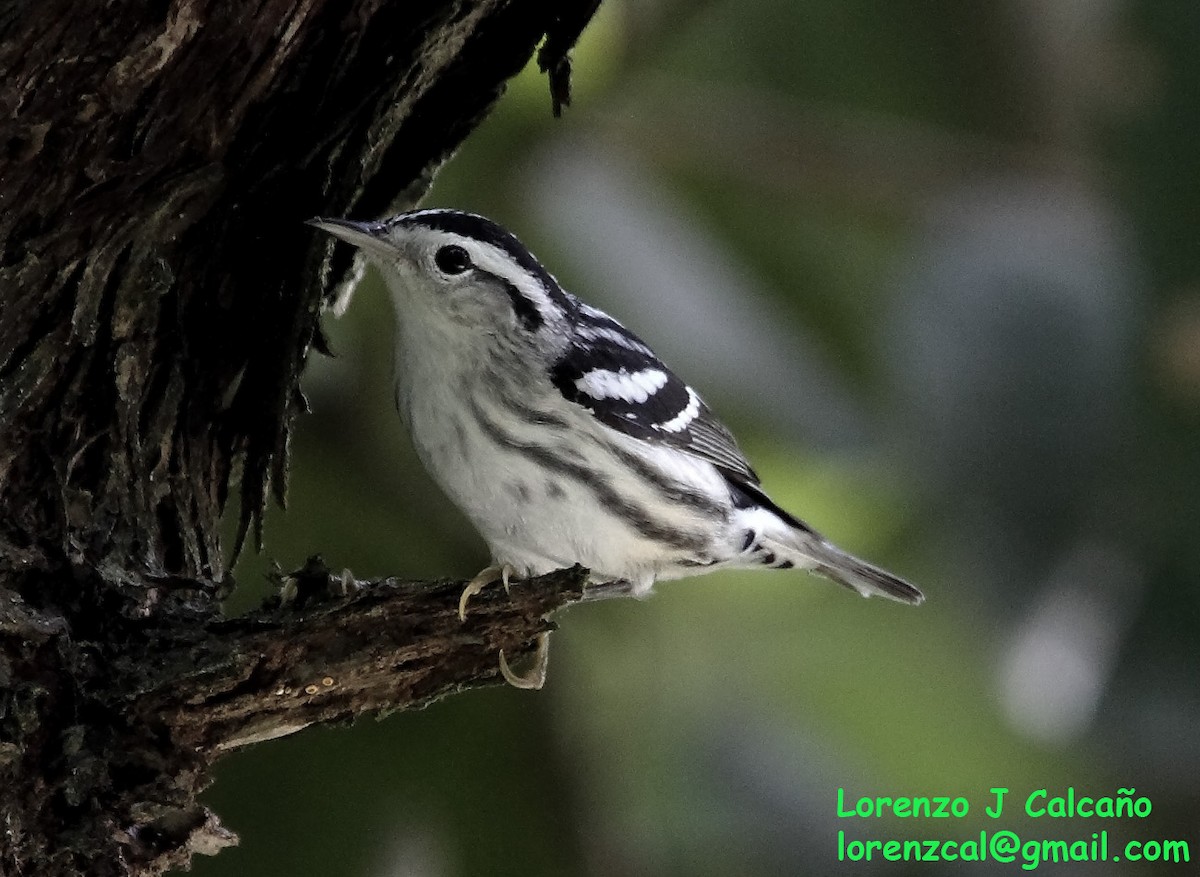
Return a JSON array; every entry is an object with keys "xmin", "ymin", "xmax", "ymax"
[{"xmin": 306, "ymin": 217, "xmax": 387, "ymax": 251}]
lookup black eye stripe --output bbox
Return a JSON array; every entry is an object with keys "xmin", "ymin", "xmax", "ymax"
[
  {"xmin": 435, "ymin": 244, "xmax": 471, "ymax": 274},
  {"xmin": 403, "ymin": 211, "xmax": 577, "ymax": 318},
  {"xmin": 431, "ymin": 240, "xmax": 542, "ymax": 332},
  {"xmin": 499, "ymin": 280, "xmax": 544, "ymax": 332}
]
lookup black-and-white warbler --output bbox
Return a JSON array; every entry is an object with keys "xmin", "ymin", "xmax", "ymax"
[{"xmin": 310, "ymin": 210, "xmax": 923, "ymax": 683}]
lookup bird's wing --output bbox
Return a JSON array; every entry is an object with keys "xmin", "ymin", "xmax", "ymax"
[{"xmin": 549, "ymin": 304, "xmax": 759, "ymax": 485}]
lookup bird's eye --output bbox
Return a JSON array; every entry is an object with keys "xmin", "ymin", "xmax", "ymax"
[{"xmin": 434, "ymin": 244, "xmax": 471, "ymax": 275}]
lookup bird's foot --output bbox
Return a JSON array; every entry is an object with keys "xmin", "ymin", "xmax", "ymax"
[
  {"xmin": 458, "ymin": 563, "xmax": 516, "ymax": 621},
  {"xmin": 499, "ymin": 632, "xmax": 550, "ymax": 690}
]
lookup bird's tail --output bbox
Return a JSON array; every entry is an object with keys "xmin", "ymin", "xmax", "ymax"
[
  {"xmin": 730, "ymin": 480, "xmax": 924, "ymax": 605},
  {"xmin": 792, "ymin": 537, "xmax": 925, "ymax": 605},
  {"xmin": 757, "ymin": 515, "xmax": 924, "ymax": 604}
]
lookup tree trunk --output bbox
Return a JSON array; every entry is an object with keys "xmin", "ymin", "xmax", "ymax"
[{"xmin": 0, "ymin": 1, "xmax": 599, "ymax": 873}]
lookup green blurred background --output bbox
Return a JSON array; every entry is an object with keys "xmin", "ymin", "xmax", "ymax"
[{"xmin": 196, "ymin": 1, "xmax": 1200, "ymax": 874}]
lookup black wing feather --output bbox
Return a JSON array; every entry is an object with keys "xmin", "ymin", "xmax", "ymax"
[{"xmin": 549, "ymin": 304, "xmax": 759, "ymax": 485}]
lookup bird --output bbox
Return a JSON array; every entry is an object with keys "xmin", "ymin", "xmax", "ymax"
[{"xmin": 309, "ymin": 210, "xmax": 923, "ymax": 686}]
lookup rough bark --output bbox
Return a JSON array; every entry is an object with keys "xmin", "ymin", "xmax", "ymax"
[{"xmin": 0, "ymin": 1, "xmax": 600, "ymax": 874}]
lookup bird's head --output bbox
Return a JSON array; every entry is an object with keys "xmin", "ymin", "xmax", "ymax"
[{"xmin": 309, "ymin": 210, "xmax": 577, "ymax": 351}]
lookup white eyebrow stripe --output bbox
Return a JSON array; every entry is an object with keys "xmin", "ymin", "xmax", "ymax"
[
  {"xmin": 458, "ymin": 238, "xmax": 558, "ymax": 322},
  {"xmin": 576, "ymin": 367, "xmax": 669, "ymax": 403}
]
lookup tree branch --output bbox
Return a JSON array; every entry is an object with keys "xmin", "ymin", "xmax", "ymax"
[
  {"xmin": 0, "ymin": 565, "xmax": 588, "ymax": 872},
  {"xmin": 133, "ymin": 565, "xmax": 587, "ymax": 756}
]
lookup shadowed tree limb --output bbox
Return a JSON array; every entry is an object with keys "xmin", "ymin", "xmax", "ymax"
[
  {"xmin": 135, "ymin": 564, "xmax": 587, "ymax": 757},
  {"xmin": 0, "ymin": 559, "xmax": 590, "ymax": 873}
]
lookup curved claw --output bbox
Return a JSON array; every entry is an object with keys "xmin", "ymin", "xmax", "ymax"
[
  {"xmin": 498, "ymin": 632, "xmax": 550, "ymax": 690},
  {"xmin": 459, "ymin": 564, "xmax": 516, "ymax": 621}
]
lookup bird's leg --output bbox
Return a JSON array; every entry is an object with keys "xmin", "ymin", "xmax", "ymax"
[
  {"xmin": 458, "ymin": 563, "xmax": 516, "ymax": 620},
  {"xmin": 498, "ymin": 632, "xmax": 550, "ymax": 690},
  {"xmin": 580, "ymin": 578, "xmax": 644, "ymax": 602}
]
